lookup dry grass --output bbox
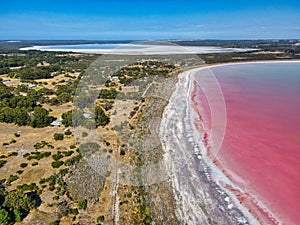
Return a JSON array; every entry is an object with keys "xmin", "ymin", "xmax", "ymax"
[{"xmin": 0, "ymin": 123, "xmax": 76, "ymax": 182}]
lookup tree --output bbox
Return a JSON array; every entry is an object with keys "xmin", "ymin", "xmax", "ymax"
[
  {"xmin": 95, "ymin": 106, "xmax": 110, "ymax": 127},
  {"xmin": 0, "ymin": 209, "xmax": 10, "ymax": 225},
  {"xmin": 98, "ymin": 88, "xmax": 118, "ymax": 99},
  {"xmin": 0, "ymin": 107, "xmax": 15, "ymax": 123},
  {"xmin": 0, "ymin": 186, "xmax": 6, "ymax": 205},
  {"xmin": 78, "ymin": 199, "xmax": 87, "ymax": 210},
  {"xmin": 30, "ymin": 106, "xmax": 51, "ymax": 128},
  {"xmin": 57, "ymin": 92, "xmax": 72, "ymax": 103},
  {"xmin": 53, "ymin": 133, "xmax": 64, "ymax": 141},
  {"xmin": 3, "ymin": 190, "xmax": 36, "ymax": 211},
  {"xmin": 62, "ymin": 110, "xmax": 72, "ymax": 127},
  {"xmin": 51, "ymin": 161, "xmax": 64, "ymax": 168},
  {"xmin": 0, "ymin": 83, "xmax": 12, "ymax": 101},
  {"xmin": 13, "ymin": 208, "xmax": 22, "ymax": 222},
  {"xmin": 14, "ymin": 107, "xmax": 30, "ymax": 126}
]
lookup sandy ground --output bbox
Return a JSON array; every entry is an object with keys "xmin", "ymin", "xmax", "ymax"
[{"xmin": 0, "ymin": 123, "xmax": 76, "ymax": 184}]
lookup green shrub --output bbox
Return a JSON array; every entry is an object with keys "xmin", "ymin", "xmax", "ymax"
[
  {"xmin": 0, "ymin": 160, "xmax": 7, "ymax": 168},
  {"xmin": 97, "ymin": 215, "xmax": 105, "ymax": 222},
  {"xmin": 26, "ymin": 151, "xmax": 51, "ymax": 160},
  {"xmin": 53, "ymin": 133, "xmax": 64, "ymax": 141},
  {"xmin": 8, "ymin": 152, "xmax": 18, "ymax": 157},
  {"xmin": 64, "ymin": 155, "xmax": 82, "ymax": 166},
  {"xmin": 14, "ymin": 132, "xmax": 21, "ymax": 137},
  {"xmin": 16, "ymin": 170, "xmax": 23, "ymax": 174},
  {"xmin": 48, "ymin": 185, "xmax": 55, "ymax": 191},
  {"xmin": 48, "ymin": 220, "xmax": 60, "ymax": 225},
  {"xmin": 32, "ymin": 162, "xmax": 38, "ymax": 166},
  {"xmin": 39, "ymin": 178, "xmax": 46, "ymax": 184},
  {"xmin": 120, "ymin": 150, "xmax": 125, "ymax": 156},
  {"xmin": 59, "ymin": 168, "xmax": 69, "ymax": 176},
  {"xmin": 17, "ymin": 183, "xmax": 39, "ymax": 192},
  {"xmin": 14, "ymin": 208, "xmax": 22, "ymax": 222},
  {"xmin": 0, "ymin": 209, "xmax": 11, "ymax": 225},
  {"xmin": 52, "ymin": 152, "xmax": 63, "ymax": 161},
  {"xmin": 34, "ymin": 141, "xmax": 54, "ymax": 150},
  {"xmin": 51, "ymin": 161, "xmax": 64, "ymax": 168},
  {"xmin": 82, "ymin": 131, "xmax": 88, "ymax": 137},
  {"xmin": 103, "ymin": 140, "xmax": 110, "ymax": 146},
  {"xmin": 23, "ymin": 153, "xmax": 30, "ymax": 158},
  {"xmin": 64, "ymin": 129, "xmax": 72, "ymax": 135},
  {"xmin": 6, "ymin": 175, "xmax": 19, "ymax": 184},
  {"xmin": 127, "ymin": 192, "xmax": 132, "ymax": 198},
  {"xmin": 68, "ymin": 208, "xmax": 79, "ymax": 215},
  {"xmin": 78, "ymin": 199, "xmax": 87, "ymax": 210},
  {"xmin": 20, "ymin": 163, "xmax": 28, "ymax": 168},
  {"xmin": 63, "ymin": 151, "xmax": 74, "ymax": 157}
]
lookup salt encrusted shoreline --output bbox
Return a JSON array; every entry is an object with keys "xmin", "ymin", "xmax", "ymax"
[
  {"xmin": 161, "ymin": 60, "xmax": 300, "ymax": 224},
  {"xmin": 159, "ymin": 65, "xmax": 269, "ymax": 225},
  {"xmin": 19, "ymin": 44, "xmax": 256, "ymax": 55}
]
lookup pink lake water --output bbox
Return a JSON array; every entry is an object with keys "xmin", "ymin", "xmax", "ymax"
[{"xmin": 193, "ymin": 62, "xmax": 300, "ymax": 225}]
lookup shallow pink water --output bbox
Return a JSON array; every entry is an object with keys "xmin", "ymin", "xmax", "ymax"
[{"xmin": 193, "ymin": 62, "xmax": 300, "ymax": 225}]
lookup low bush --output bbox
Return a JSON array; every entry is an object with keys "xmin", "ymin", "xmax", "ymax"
[
  {"xmin": 20, "ymin": 163, "xmax": 28, "ymax": 168},
  {"xmin": 51, "ymin": 161, "xmax": 64, "ymax": 168},
  {"xmin": 53, "ymin": 133, "xmax": 64, "ymax": 141},
  {"xmin": 52, "ymin": 152, "xmax": 63, "ymax": 161}
]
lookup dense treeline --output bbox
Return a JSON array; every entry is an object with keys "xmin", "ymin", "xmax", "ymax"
[
  {"xmin": 0, "ymin": 83, "xmax": 53, "ymax": 127},
  {"xmin": 0, "ymin": 42, "xmax": 98, "ymax": 78},
  {"xmin": 17, "ymin": 65, "xmax": 60, "ymax": 80}
]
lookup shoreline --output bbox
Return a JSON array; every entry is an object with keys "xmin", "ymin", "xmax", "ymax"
[
  {"xmin": 19, "ymin": 45, "xmax": 257, "ymax": 55},
  {"xmin": 160, "ymin": 60, "xmax": 300, "ymax": 224},
  {"xmin": 160, "ymin": 68, "xmax": 257, "ymax": 224},
  {"xmin": 190, "ymin": 72, "xmax": 279, "ymax": 225}
]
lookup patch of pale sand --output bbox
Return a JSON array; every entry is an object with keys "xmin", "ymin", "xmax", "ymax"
[
  {"xmin": 0, "ymin": 123, "xmax": 76, "ymax": 180},
  {"xmin": 43, "ymin": 102, "xmax": 73, "ymax": 118},
  {"xmin": 21, "ymin": 209, "xmax": 56, "ymax": 225},
  {"xmin": 58, "ymin": 216, "xmax": 75, "ymax": 225},
  {"xmin": 10, "ymin": 66, "xmax": 25, "ymax": 70},
  {"xmin": 34, "ymin": 72, "xmax": 77, "ymax": 85},
  {"xmin": 0, "ymin": 71, "xmax": 77, "ymax": 90},
  {"xmin": 0, "ymin": 75, "xmax": 21, "ymax": 87},
  {"xmin": 120, "ymin": 85, "xmax": 139, "ymax": 93},
  {"xmin": 69, "ymin": 179, "xmax": 114, "ymax": 225},
  {"xmin": 9, "ymin": 163, "xmax": 56, "ymax": 189},
  {"xmin": 36, "ymin": 62, "xmax": 50, "ymax": 67},
  {"xmin": 0, "ymin": 123, "xmax": 66, "ymax": 150},
  {"xmin": 111, "ymin": 99, "xmax": 136, "ymax": 127}
]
